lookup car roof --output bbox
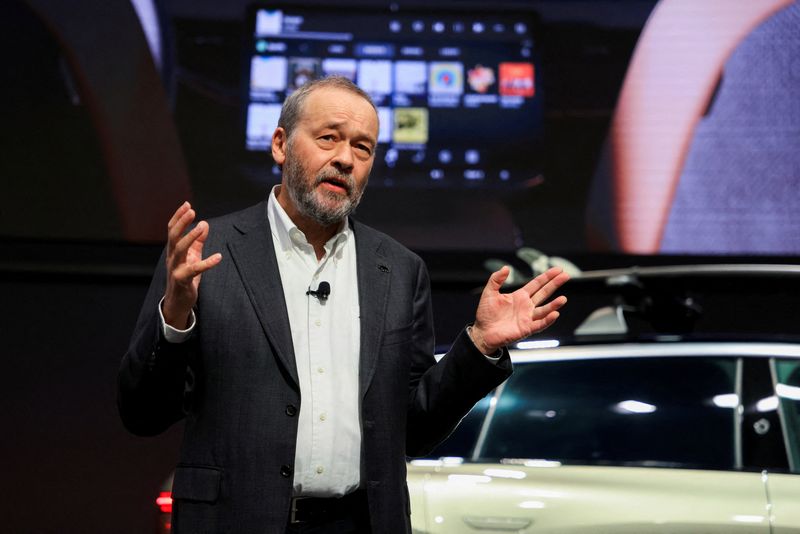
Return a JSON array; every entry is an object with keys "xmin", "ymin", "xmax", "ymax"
[
  {"xmin": 434, "ymin": 263, "xmax": 800, "ymax": 356},
  {"xmin": 525, "ymin": 263, "xmax": 800, "ymax": 343}
]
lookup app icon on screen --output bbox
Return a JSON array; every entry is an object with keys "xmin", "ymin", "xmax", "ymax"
[
  {"xmin": 288, "ymin": 57, "xmax": 322, "ymax": 91},
  {"xmin": 467, "ymin": 64, "xmax": 496, "ymax": 94},
  {"xmin": 394, "ymin": 61, "xmax": 427, "ymax": 95},
  {"xmin": 393, "ymin": 108, "xmax": 429, "ymax": 144},
  {"xmin": 429, "ymin": 62, "xmax": 463, "ymax": 95},
  {"xmin": 322, "ymin": 58, "xmax": 357, "ymax": 81},
  {"xmin": 465, "ymin": 149, "xmax": 480, "ymax": 164},
  {"xmin": 250, "ymin": 56, "xmax": 288, "ymax": 92},
  {"xmin": 246, "ymin": 103, "xmax": 282, "ymax": 148},
  {"xmin": 256, "ymin": 9, "xmax": 282, "ymax": 36},
  {"xmin": 384, "ymin": 147, "xmax": 399, "ymax": 167},
  {"xmin": 357, "ymin": 60, "xmax": 393, "ymax": 95},
  {"xmin": 377, "ymin": 107, "xmax": 393, "ymax": 143},
  {"xmin": 499, "ymin": 62, "xmax": 535, "ymax": 97}
]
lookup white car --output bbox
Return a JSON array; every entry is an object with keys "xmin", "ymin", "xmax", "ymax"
[{"xmin": 408, "ymin": 340, "xmax": 800, "ymax": 533}]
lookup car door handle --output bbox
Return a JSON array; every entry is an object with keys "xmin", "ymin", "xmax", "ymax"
[{"xmin": 463, "ymin": 516, "xmax": 533, "ymax": 530}]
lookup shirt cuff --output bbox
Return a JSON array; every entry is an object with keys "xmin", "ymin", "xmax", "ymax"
[
  {"xmin": 466, "ymin": 325, "xmax": 503, "ymax": 363},
  {"xmin": 158, "ymin": 297, "xmax": 196, "ymax": 343}
]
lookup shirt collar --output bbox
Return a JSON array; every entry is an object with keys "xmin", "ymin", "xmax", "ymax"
[{"xmin": 267, "ymin": 185, "xmax": 351, "ymax": 254}]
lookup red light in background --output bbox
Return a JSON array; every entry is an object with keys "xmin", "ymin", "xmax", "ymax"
[{"xmin": 156, "ymin": 491, "xmax": 173, "ymax": 513}]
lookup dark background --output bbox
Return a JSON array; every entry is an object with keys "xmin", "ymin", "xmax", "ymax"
[{"xmin": 2, "ymin": 0, "xmax": 798, "ymax": 532}]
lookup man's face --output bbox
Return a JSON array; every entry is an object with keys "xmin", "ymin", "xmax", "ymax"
[{"xmin": 274, "ymin": 87, "xmax": 379, "ymax": 227}]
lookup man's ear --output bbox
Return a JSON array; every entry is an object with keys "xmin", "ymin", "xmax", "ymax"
[{"xmin": 271, "ymin": 127, "xmax": 287, "ymax": 165}]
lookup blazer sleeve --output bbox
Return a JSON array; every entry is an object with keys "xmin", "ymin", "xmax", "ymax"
[
  {"xmin": 405, "ymin": 258, "xmax": 512, "ymax": 457},
  {"xmin": 117, "ymin": 249, "xmax": 193, "ymax": 436}
]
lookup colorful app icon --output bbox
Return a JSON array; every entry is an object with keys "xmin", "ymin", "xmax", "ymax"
[
  {"xmin": 499, "ymin": 62, "xmax": 535, "ymax": 97},
  {"xmin": 428, "ymin": 62, "xmax": 463, "ymax": 95},
  {"xmin": 467, "ymin": 64, "xmax": 496, "ymax": 93},
  {"xmin": 393, "ymin": 108, "xmax": 429, "ymax": 144}
]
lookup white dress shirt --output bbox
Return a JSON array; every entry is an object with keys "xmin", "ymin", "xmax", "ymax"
[
  {"xmin": 266, "ymin": 187, "xmax": 362, "ymax": 497},
  {"xmin": 160, "ymin": 187, "xmax": 362, "ymax": 498}
]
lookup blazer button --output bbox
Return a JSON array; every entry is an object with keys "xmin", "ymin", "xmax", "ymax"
[
  {"xmin": 280, "ymin": 464, "xmax": 293, "ymax": 477},
  {"xmin": 285, "ymin": 404, "xmax": 297, "ymax": 416}
]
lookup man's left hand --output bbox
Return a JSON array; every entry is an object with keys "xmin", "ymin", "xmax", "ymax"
[{"xmin": 471, "ymin": 266, "xmax": 570, "ymax": 355}]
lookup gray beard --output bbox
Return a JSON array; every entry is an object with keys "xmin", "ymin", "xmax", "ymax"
[{"xmin": 283, "ymin": 150, "xmax": 366, "ymax": 227}]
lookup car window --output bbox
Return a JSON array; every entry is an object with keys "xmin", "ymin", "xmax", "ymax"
[
  {"xmin": 478, "ymin": 357, "xmax": 738, "ymax": 469},
  {"xmin": 742, "ymin": 357, "xmax": 789, "ymax": 470},
  {"xmin": 775, "ymin": 358, "xmax": 800, "ymax": 473}
]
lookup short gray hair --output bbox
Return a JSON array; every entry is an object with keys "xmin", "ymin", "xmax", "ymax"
[{"xmin": 277, "ymin": 76, "xmax": 377, "ymax": 141}]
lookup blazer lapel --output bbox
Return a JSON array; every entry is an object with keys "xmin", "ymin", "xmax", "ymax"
[
  {"xmin": 353, "ymin": 220, "xmax": 392, "ymax": 399},
  {"xmin": 227, "ymin": 202, "xmax": 299, "ymax": 389}
]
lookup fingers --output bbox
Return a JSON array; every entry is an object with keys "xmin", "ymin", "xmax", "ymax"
[
  {"xmin": 166, "ymin": 202, "xmax": 212, "ymax": 266},
  {"xmin": 529, "ymin": 297, "xmax": 568, "ymax": 332},
  {"xmin": 167, "ymin": 201, "xmax": 191, "ymax": 231},
  {"xmin": 167, "ymin": 202, "xmax": 196, "ymax": 252},
  {"xmin": 535, "ymin": 310, "xmax": 561, "ymax": 331},
  {"xmin": 165, "ymin": 202, "xmax": 222, "ymax": 282},
  {"xmin": 485, "ymin": 265, "xmax": 511, "ymax": 292},
  {"xmin": 525, "ymin": 267, "xmax": 570, "ymax": 306},
  {"xmin": 522, "ymin": 266, "xmax": 567, "ymax": 294},
  {"xmin": 173, "ymin": 220, "xmax": 209, "ymax": 261},
  {"xmin": 532, "ymin": 295, "xmax": 568, "ymax": 319},
  {"xmin": 172, "ymin": 251, "xmax": 223, "ymax": 281}
]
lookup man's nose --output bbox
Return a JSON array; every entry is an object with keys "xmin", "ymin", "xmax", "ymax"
[{"xmin": 332, "ymin": 143, "xmax": 354, "ymax": 172}]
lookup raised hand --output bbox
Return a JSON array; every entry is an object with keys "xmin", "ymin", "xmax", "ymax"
[
  {"xmin": 470, "ymin": 266, "xmax": 569, "ymax": 355},
  {"xmin": 162, "ymin": 202, "xmax": 222, "ymax": 329}
]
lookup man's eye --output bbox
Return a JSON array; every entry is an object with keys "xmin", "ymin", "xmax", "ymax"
[
  {"xmin": 356, "ymin": 144, "xmax": 373, "ymax": 155},
  {"xmin": 319, "ymin": 135, "xmax": 336, "ymax": 142}
]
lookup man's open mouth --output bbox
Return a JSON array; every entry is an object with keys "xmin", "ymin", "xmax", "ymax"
[{"xmin": 318, "ymin": 175, "xmax": 352, "ymax": 195}]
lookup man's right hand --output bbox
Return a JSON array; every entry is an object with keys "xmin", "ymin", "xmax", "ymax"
[{"xmin": 162, "ymin": 202, "xmax": 223, "ymax": 329}]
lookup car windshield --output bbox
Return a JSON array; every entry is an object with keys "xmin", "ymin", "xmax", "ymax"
[{"xmin": 477, "ymin": 357, "xmax": 738, "ymax": 469}]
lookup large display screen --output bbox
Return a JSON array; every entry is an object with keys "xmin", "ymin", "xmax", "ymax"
[
  {"xmin": 6, "ymin": 0, "xmax": 800, "ymax": 258},
  {"xmin": 242, "ymin": 3, "xmax": 543, "ymax": 189}
]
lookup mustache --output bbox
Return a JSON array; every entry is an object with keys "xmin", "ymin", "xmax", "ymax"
[{"xmin": 315, "ymin": 170, "xmax": 355, "ymax": 194}]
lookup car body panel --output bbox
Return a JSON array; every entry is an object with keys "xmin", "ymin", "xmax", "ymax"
[
  {"xmin": 408, "ymin": 462, "xmax": 770, "ymax": 533},
  {"xmin": 766, "ymin": 473, "xmax": 800, "ymax": 533}
]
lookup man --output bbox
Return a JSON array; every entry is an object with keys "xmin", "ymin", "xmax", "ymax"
[{"xmin": 118, "ymin": 76, "xmax": 569, "ymax": 533}]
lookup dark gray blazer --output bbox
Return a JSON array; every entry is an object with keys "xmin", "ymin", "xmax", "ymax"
[{"xmin": 118, "ymin": 200, "xmax": 512, "ymax": 533}]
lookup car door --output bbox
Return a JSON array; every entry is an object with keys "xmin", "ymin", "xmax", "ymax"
[{"xmin": 410, "ymin": 462, "xmax": 770, "ymax": 534}]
